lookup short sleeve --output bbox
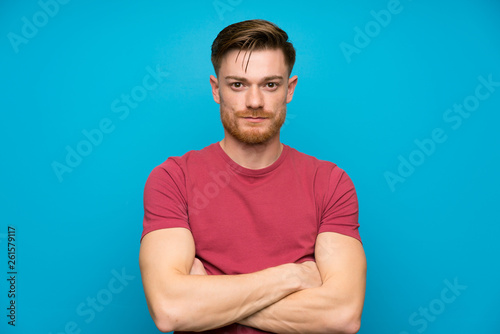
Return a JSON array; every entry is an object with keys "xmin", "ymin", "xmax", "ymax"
[
  {"xmin": 140, "ymin": 159, "xmax": 190, "ymax": 241},
  {"xmin": 319, "ymin": 167, "xmax": 361, "ymax": 243}
]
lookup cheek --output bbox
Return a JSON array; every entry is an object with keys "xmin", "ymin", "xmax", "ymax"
[
  {"xmin": 219, "ymin": 88, "xmax": 233, "ymax": 104},
  {"xmin": 267, "ymin": 93, "xmax": 287, "ymax": 109},
  {"xmin": 221, "ymin": 93, "xmax": 245, "ymax": 111},
  {"xmin": 220, "ymin": 97, "xmax": 235, "ymax": 111}
]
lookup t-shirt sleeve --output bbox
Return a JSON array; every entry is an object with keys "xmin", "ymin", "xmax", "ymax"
[
  {"xmin": 140, "ymin": 159, "xmax": 190, "ymax": 241},
  {"xmin": 319, "ymin": 166, "xmax": 361, "ymax": 243}
]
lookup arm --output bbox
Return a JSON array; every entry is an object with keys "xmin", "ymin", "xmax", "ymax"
[
  {"xmin": 139, "ymin": 227, "xmax": 321, "ymax": 333},
  {"xmin": 239, "ymin": 232, "xmax": 367, "ymax": 334}
]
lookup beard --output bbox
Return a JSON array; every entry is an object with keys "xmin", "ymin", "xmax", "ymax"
[{"xmin": 220, "ymin": 106, "xmax": 287, "ymax": 145}]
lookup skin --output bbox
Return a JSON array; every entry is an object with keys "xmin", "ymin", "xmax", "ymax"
[
  {"xmin": 195, "ymin": 232, "xmax": 366, "ymax": 334},
  {"xmin": 209, "ymin": 48, "xmax": 297, "ymax": 169},
  {"xmin": 139, "ymin": 48, "xmax": 366, "ymax": 334},
  {"xmin": 140, "ymin": 229, "xmax": 321, "ymax": 332}
]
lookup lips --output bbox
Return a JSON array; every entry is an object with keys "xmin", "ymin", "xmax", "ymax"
[
  {"xmin": 235, "ymin": 110, "xmax": 272, "ymax": 118},
  {"xmin": 242, "ymin": 116, "xmax": 268, "ymax": 123},
  {"xmin": 238, "ymin": 114, "xmax": 269, "ymax": 118}
]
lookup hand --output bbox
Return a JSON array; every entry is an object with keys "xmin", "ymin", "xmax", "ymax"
[
  {"xmin": 189, "ymin": 258, "xmax": 207, "ymax": 275},
  {"xmin": 295, "ymin": 261, "xmax": 322, "ymax": 290}
]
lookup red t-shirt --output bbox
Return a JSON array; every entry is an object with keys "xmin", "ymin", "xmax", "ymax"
[{"xmin": 141, "ymin": 142, "xmax": 361, "ymax": 333}]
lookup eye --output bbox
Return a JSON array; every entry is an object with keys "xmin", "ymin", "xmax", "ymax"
[
  {"xmin": 266, "ymin": 82, "xmax": 279, "ymax": 89},
  {"xmin": 231, "ymin": 82, "xmax": 243, "ymax": 89}
]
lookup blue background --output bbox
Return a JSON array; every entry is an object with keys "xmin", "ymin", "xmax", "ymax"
[{"xmin": 1, "ymin": 0, "xmax": 499, "ymax": 333}]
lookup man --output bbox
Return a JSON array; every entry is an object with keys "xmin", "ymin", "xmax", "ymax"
[{"xmin": 139, "ymin": 19, "xmax": 366, "ymax": 334}]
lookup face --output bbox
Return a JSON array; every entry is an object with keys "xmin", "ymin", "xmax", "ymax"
[{"xmin": 210, "ymin": 48, "xmax": 298, "ymax": 145}]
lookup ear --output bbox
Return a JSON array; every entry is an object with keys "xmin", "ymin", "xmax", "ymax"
[
  {"xmin": 210, "ymin": 75, "xmax": 220, "ymax": 104},
  {"xmin": 286, "ymin": 75, "xmax": 298, "ymax": 103}
]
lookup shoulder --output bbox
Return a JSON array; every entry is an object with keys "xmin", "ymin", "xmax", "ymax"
[
  {"xmin": 149, "ymin": 143, "xmax": 219, "ymax": 179},
  {"xmin": 286, "ymin": 145, "xmax": 344, "ymax": 176},
  {"xmin": 285, "ymin": 145, "xmax": 356, "ymax": 193}
]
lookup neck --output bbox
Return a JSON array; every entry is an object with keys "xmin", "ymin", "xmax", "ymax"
[{"xmin": 219, "ymin": 134, "xmax": 283, "ymax": 169}]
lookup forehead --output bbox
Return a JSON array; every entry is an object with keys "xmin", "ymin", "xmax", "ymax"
[{"xmin": 219, "ymin": 48, "xmax": 288, "ymax": 78}]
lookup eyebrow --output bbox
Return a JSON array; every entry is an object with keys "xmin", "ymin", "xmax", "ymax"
[{"xmin": 224, "ymin": 75, "xmax": 285, "ymax": 83}]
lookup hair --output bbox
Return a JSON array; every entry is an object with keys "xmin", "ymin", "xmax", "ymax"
[{"xmin": 211, "ymin": 19, "xmax": 296, "ymax": 76}]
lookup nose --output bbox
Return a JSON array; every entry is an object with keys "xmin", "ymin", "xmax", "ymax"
[{"xmin": 246, "ymin": 85, "xmax": 264, "ymax": 110}]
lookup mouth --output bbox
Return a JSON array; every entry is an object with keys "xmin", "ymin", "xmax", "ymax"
[{"xmin": 242, "ymin": 116, "xmax": 268, "ymax": 123}]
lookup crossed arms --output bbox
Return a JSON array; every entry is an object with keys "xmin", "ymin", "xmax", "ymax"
[{"xmin": 139, "ymin": 227, "xmax": 366, "ymax": 333}]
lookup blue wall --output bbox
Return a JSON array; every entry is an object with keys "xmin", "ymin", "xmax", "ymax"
[{"xmin": 2, "ymin": 0, "xmax": 499, "ymax": 333}]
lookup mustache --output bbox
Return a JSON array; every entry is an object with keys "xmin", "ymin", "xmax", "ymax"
[{"xmin": 235, "ymin": 109, "xmax": 274, "ymax": 118}]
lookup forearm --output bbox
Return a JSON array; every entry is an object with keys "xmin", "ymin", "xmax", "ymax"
[
  {"xmin": 151, "ymin": 263, "xmax": 301, "ymax": 332},
  {"xmin": 239, "ymin": 232, "xmax": 367, "ymax": 334},
  {"xmin": 239, "ymin": 283, "xmax": 361, "ymax": 334}
]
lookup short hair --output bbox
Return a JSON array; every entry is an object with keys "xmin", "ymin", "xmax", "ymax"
[{"xmin": 211, "ymin": 19, "xmax": 296, "ymax": 76}]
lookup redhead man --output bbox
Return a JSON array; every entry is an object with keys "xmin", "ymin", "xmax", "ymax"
[{"xmin": 139, "ymin": 19, "xmax": 366, "ymax": 334}]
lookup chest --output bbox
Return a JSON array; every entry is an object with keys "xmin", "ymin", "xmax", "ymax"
[{"xmin": 186, "ymin": 174, "xmax": 320, "ymax": 274}]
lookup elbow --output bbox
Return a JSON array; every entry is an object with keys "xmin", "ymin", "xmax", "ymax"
[
  {"xmin": 323, "ymin": 307, "xmax": 362, "ymax": 334},
  {"xmin": 154, "ymin": 316, "xmax": 175, "ymax": 333},
  {"xmin": 338, "ymin": 315, "xmax": 361, "ymax": 334},
  {"xmin": 150, "ymin": 301, "xmax": 186, "ymax": 333},
  {"xmin": 154, "ymin": 319, "xmax": 174, "ymax": 333}
]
